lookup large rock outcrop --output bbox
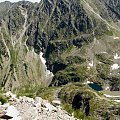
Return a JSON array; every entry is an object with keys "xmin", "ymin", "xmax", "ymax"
[{"xmin": 0, "ymin": 91, "xmax": 76, "ymax": 120}]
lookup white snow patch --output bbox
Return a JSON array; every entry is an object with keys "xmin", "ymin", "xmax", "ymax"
[
  {"xmin": 105, "ymin": 86, "xmax": 110, "ymax": 90},
  {"xmin": 5, "ymin": 105, "xmax": 21, "ymax": 120},
  {"xmin": 113, "ymin": 37, "xmax": 119, "ymax": 40},
  {"xmin": 104, "ymin": 94, "xmax": 120, "ymax": 98},
  {"xmin": 111, "ymin": 64, "xmax": 120, "ymax": 70},
  {"xmin": 101, "ymin": 52, "xmax": 107, "ymax": 54},
  {"xmin": 31, "ymin": 49, "xmax": 38, "ymax": 58},
  {"xmin": 114, "ymin": 100, "xmax": 120, "ymax": 103},
  {"xmin": 114, "ymin": 53, "xmax": 120, "ymax": 60},
  {"xmin": 83, "ymin": 81, "xmax": 93, "ymax": 84},
  {"xmin": 40, "ymin": 52, "xmax": 54, "ymax": 77},
  {"xmin": 88, "ymin": 60, "xmax": 94, "ymax": 67},
  {"xmin": 40, "ymin": 52, "xmax": 46, "ymax": 65}
]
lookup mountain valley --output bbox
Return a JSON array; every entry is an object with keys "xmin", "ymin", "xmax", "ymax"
[{"xmin": 0, "ymin": 0, "xmax": 120, "ymax": 119}]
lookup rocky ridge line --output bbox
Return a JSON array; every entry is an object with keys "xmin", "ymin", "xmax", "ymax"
[{"xmin": 0, "ymin": 91, "xmax": 77, "ymax": 120}]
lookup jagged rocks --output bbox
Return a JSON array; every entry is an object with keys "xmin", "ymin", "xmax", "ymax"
[
  {"xmin": 0, "ymin": 92, "xmax": 76, "ymax": 120},
  {"xmin": 0, "ymin": 109, "xmax": 6, "ymax": 118},
  {"xmin": 52, "ymin": 100, "xmax": 61, "ymax": 107},
  {"xmin": 41, "ymin": 100, "xmax": 57, "ymax": 112}
]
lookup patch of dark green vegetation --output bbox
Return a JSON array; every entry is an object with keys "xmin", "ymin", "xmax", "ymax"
[
  {"xmin": 51, "ymin": 65, "xmax": 92, "ymax": 86},
  {"xmin": 96, "ymin": 63, "xmax": 110, "ymax": 79},
  {"xmin": 105, "ymin": 30, "xmax": 113, "ymax": 36},
  {"xmin": 58, "ymin": 83, "xmax": 120, "ymax": 120},
  {"xmin": 65, "ymin": 56, "xmax": 86, "ymax": 65},
  {"xmin": 109, "ymin": 76, "xmax": 120, "ymax": 91},
  {"xmin": 95, "ymin": 54, "xmax": 113, "ymax": 65},
  {"xmin": 0, "ymin": 90, "xmax": 8, "ymax": 104},
  {"xmin": 16, "ymin": 85, "xmax": 58, "ymax": 102}
]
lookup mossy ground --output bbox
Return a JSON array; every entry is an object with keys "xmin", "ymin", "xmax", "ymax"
[{"xmin": 58, "ymin": 83, "xmax": 120, "ymax": 120}]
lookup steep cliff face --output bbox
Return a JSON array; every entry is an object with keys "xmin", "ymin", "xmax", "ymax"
[
  {"xmin": 0, "ymin": 1, "xmax": 51, "ymax": 91},
  {"xmin": 0, "ymin": 0, "xmax": 120, "ymax": 91},
  {"xmin": 102, "ymin": 0, "xmax": 120, "ymax": 21},
  {"xmin": 31, "ymin": 0, "xmax": 120, "ymax": 89}
]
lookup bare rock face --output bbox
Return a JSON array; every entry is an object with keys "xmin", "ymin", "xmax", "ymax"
[
  {"xmin": 0, "ymin": 109, "xmax": 6, "ymax": 118},
  {"xmin": 0, "ymin": 91, "xmax": 77, "ymax": 120},
  {"xmin": 52, "ymin": 100, "xmax": 61, "ymax": 107}
]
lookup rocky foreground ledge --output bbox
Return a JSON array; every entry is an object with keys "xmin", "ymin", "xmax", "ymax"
[{"xmin": 0, "ymin": 92, "xmax": 77, "ymax": 120}]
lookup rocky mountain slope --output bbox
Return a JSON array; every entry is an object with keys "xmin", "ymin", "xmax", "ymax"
[
  {"xmin": 0, "ymin": 0, "xmax": 120, "ymax": 119},
  {"xmin": 0, "ymin": 1, "xmax": 54, "ymax": 91},
  {"xmin": 0, "ymin": 91, "xmax": 77, "ymax": 120},
  {"xmin": 0, "ymin": 0, "xmax": 120, "ymax": 91}
]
